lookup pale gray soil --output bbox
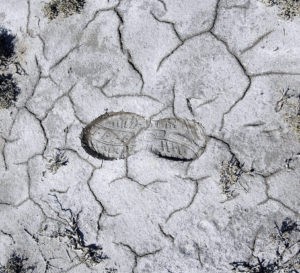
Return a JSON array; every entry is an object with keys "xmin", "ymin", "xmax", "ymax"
[{"xmin": 0, "ymin": 0, "xmax": 299, "ymax": 272}]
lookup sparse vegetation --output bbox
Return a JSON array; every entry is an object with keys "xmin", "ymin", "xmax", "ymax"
[
  {"xmin": 48, "ymin": 194, "xmax": 109, "ymax": 266},
  {"xmin": 231, "ymin": 218, "xmax": 300, "ymax": 272},
  {"xmin": 105, "ymin": 268, "xmax": 118, "ymax": 273},
  {"xmin": 43, "ymin": 0, "xmax": 86, "ymax": 20},
  {"xmin": 219, "ymin": 156, "xmax": 245, "ymax": 199},
  {"xmin": 0, "ymin": 27, "xmax": 22, "ymax": 110},
  {"xmin": 0, "ymin": 28, "xmax": 16, "ymax": 69},
  {"xmin": 0, "ymin": 252, "xmax": 35, "ymax": 273},
  {"xmin": 47, "ymin": 150, "xmax": 69, "ymax": 174},
  {"xmin": 284, "ymin": 96, "xmax": 300, "ymax": 141},
  {"xmin": 261, "ymin": 0, "xmax": 300, "ymax": 20},
  {"xmin": 285, "ymin": 153, "xmax": 300, "ymax": 170},
  {"xmin": 0, "ymin": 74, "xmax": 20, "ymax": 109},
  {"xmin": 276, "ymin": 88, "xmax": 300, "ymax": 142},
  {"xmin": 275, "ymin": 88, "xmax": 293, "ymax": 113}
]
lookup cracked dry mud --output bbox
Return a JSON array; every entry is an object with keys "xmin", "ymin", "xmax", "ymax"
[{"xmin": 0, "ymin": 0, "xmax": 299, "ymax": 272}]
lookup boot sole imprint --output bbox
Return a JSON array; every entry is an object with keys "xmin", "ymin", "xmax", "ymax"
[
  {"xmin": 145, "ymin": 118, "xmax": 202, "ymax": 161},
  {"xmin": 81, "ymin": 112, "xmax": 147, "ymax": 160},
  {"xmin": 81, "ymin": 113, "xmax": 204, "ymax": 161}
]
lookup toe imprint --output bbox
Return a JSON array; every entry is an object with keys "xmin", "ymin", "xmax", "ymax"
[{"xmin": 146, "ymin": 118, "xmax": 205, "ymax": 161}]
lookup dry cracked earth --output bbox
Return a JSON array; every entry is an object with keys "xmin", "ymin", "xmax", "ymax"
[{"xmin": 0, "ymin": 0, "xmax": 300, "ymax": 272}]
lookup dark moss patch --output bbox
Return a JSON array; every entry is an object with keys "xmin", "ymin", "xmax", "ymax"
[
  {"xmin": 0, "ymin": 74, "xmax": 20, "ymax": 109},
  {"xmin": 231, "ymin": 218, "xmax": 300, "ymax": 272},
  {"xmin": 0, "ymin": 252, "xmax": 35, "ymax": 273},
  {"xmin": 0, "ymin": 28, "xmax": 16, "ymax": 68},
  {"xmin": 43, "ymin": 0, "xmax": 86, "ymax": 20}
]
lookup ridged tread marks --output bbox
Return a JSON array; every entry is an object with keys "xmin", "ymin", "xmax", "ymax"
[
  {"xmin": 82, "ymin": 113, "xmax": 204, "ymax": 161},
  {"xmin": 81, "ymin": 112, "xmax": 147, "ymax": 160},
  {"xmin": 146, "ymin": 118, "xmax": 202, "ymax": 161}
]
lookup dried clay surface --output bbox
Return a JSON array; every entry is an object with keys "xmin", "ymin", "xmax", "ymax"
[{"xmin": 0, "ymin": 0, "xmax": 299, "ymax": 272}]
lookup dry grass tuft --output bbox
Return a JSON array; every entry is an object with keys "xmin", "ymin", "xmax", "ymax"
[
  {"xmin": 43, "ymin": 0, "xmax": 86, "ymax": 20},
  {"xmin": 261, "ymin": 0, "xmax": 300, "ymax": 20},
  {"xmin": 219, "ymin": 156, "xmax": 245, "ymax": 199},
  {"xmin": 276, "ymin": 88, "xmax": 300, "ymax": 142},
  {"xmin": 0, "ymin": 74, "xmax": 20, "ymax": 109},
  {"xmin": 47, "ymin": 150, "xmax": 69, "ymax": 174}
]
